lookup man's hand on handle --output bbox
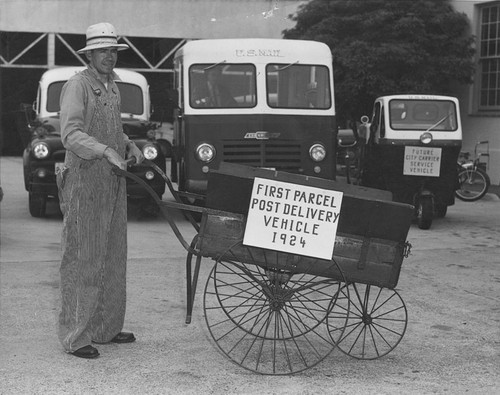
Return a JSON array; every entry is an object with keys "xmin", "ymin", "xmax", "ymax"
[
  {"xmin": 104, "ymin": 147, "xmax": 127, "ymax": 170},
  {"xmin": 126, "ymin": 142, "xmax": 145, "ymax": 164}
]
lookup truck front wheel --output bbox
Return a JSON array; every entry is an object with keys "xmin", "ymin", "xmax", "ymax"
[{"xmin": 29, "ymin": 192, "xmax": 47, "ymax": 218}]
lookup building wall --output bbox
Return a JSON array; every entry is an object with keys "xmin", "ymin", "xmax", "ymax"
[
  {"xmin": 0, "ymin": 0, "xmax": 304, "ymax": 39},
  {"xmin": 2, "ymin": 0, "xmax": 498, "ymax": 184},
  {"xmin": 0, "ymin": 0, "xmax": 306, "ymax": 155},
  {"xmin": 452, "ymin": 0, "xmax": 500, "ymax": 184}
]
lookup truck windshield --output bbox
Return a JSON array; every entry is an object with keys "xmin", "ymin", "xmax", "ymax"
[
  {"xmin": 189, "ymin": 64, "xmax": 256, "ymax": 108},
  {"xmin": 47, "ymin": 82, "xmax": 65, "ymax": 113},
  {"xmin": 266, "ymin": 64, "xmax": 331, "ymax": 109},
  {"xmin": 389, "ymin": 99, "xmax": 458, "ymax": 131},
  {"xmin": 46, "ymin": 81, "xmax": 144, "ymax": 116},
  {"xmin": 116, "ymin": 82, "xmax": 144, "ymax": 115}
]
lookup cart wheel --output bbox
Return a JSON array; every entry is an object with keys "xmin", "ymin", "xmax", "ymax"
[
  {"xmin": 328, "ymin": 283, "xmax": 407, "ymax": 360},
  {"xmin": 203, "ymin": 245, "xmax": 347, "ymax": 375}
]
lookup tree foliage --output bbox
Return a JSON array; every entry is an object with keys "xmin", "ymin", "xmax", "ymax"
[{"xmin": 283, "ymin": 0, "xmax": 476, "ymax": 123}]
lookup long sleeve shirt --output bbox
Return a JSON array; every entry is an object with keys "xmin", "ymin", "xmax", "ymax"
[{"xmin": 59, "ymin": 64, "xmax": 132, "ymax": 160}]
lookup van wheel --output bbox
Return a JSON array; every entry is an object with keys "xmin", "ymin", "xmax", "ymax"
[
  {"xmin": 434, "ymin": 204, "xmax": 447, "ymax": 218},
  {"xmin": 416, "ymin": 197, "xmax": 433, "ymax": 230},
  {"xmin": 29, "ymin": 192, "xmax": 47, "ymax": 218}
]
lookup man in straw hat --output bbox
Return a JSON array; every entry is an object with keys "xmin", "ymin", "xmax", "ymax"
[{"xmin": 57, "ymin": 22, "xmax": 144, "ymax": 359}]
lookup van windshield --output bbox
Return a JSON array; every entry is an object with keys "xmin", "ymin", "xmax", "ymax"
[
  {"xmin": 389, "ymin": 99, "xmax": 458, "ymax": 131},
  {"xmin": 46, "ymin": 81, "xmax": 144, "ymax": 116},
  {"xmin": 266, "ymin": 64, "xmax": 331, "ymax": 109},
  {"xmin": 189, "ymin": 64, "xmax": 256, "ymax": 108}
]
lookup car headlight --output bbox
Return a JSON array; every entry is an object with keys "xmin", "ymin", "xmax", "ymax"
[
  {"xmin": 420, "ymin": 132, "xmax": 433, "ymax": 144},
  {"xmin": 195, "ymin": 143, "xmax": 216, "ymax": 163},
  {"xmin": 142, "ymin": 144, "xmax": 158, "ymax": 160},
  {"xmin": 309, "ymin": 143, "xmax": 326, "ymax": 162},
  {"xmin": 33, "ymin": 142, "xmax": 49, "ymax": 159}
]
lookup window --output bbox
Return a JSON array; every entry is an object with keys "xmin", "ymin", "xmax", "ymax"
[
  {"xmin": 46, "ymin": 81, "xmax": 144, "ymax": 115},
  {"xmin": 46, "ymin": 82, "xmax": 65, "ymax": 112},
  {"xmin": 479, "ymin": 3, "xmax": 500, "ymax": 109},
  {"xmin": 388, "ymin": 100, "xmax": 458, "ymax": 131},
  {"xmin": 189, "ymin": 64, "xmax": 256, "ymax": 108},
  {"xmin": 116, "ymin": 82, "xmax": 144, "ymax": 115},
  {"xmin": 370, "ymin": 101, "xmax": 381, "ymax": 138},
  {"xmin": 266, "ymin": 64, "xmax": 331, "ymax": 109}
]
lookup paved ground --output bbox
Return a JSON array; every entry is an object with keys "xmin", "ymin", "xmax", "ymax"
[
  {"xmin": 488, "ymin": 183, "xmax": 500, "ymax": 198},
  {"xmin": 1, "ymin": 156, "xmax": 499, "ymax": 394}
]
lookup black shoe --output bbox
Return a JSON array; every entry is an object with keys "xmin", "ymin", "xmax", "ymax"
[
  {"xmin": 111, "ymin": 332, "xmax": 136, "ymax": 343},
  {"xmin": 72, "ymin": 345, "xmax": 99, "ymax": 359}
]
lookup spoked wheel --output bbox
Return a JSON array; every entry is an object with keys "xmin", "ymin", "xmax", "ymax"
[
  {"xmin": 203, "ymin": 244, "xmax": 347, "ymax": 375},
  {"xmin": 455, "ymin": 167, "xmax": 490, "ymax": 202},
  {"xmin": 328, "ymin": 283, "xmax": 407, "ymax": 360}
]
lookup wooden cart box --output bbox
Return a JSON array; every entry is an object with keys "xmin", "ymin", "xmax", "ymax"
[{"xmin": 198, "ymin": 163, "xmax": 413, "ymax": 289}]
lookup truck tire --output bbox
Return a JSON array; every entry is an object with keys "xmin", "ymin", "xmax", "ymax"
[{"xmin": 29, "ymin": 192, "xmax": 47, "ymax": 218}]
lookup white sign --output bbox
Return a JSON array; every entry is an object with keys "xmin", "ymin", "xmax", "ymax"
[
  {"xmin": 403, "ymin": 146, "xmax": 442, "ymax": 177},
  {"xmin": 243, "ymin": 177, "xmax": 343, "ymax": 260}
]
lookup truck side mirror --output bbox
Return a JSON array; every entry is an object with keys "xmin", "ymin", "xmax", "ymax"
[{"xmin": 359, "ymin": 115, "xmax": 370, "ymax": 143}]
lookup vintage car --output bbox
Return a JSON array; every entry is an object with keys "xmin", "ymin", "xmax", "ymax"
[{"xmin": 20, "ymin": 66, "xmax": 167, "ymax": 217}]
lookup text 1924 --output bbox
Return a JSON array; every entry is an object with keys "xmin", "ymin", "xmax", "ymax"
[{"xmin": 271, "ymin": 232, "xmax": 306, "ymax": 248}]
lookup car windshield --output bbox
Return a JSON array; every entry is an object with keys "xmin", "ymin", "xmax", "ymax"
[
  {"xmin": 189, "ymin": 64, "xmax": 256, "ymax": 108},
  {"xmin": 266, "ymin": 64, "xmax": 331, "ymax": 109},
  {"xmin": 45, "ymin": 81, "xmax": 144, "ymax": 115},
  {"xmin": 389, "ymin": 99, "xmax": 458, "ymax": 131}
]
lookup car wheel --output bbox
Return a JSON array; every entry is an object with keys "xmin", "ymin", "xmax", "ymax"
[
  {"xmin": 139, "ymin": 195, "xmax": 161, "ymax": 218},
  {"xmin": 29, "ymin": 192, "xmax": 47, "ymax": 218}
]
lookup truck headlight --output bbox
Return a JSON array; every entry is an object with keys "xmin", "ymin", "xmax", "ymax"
[
  {"xmin": 33, "ymin": 142, "xmax": 49, "ymax": 159},
  {"xmin": 309, "ymin": 143, "xmax": 326, "ymax": 162},
  {"xmin": 195, "ymin": 143, "xmax": 216, "ymax": 163},
  {"xmin": 142, "ymin": 144, "xmax": 158, "ymax": 160}
]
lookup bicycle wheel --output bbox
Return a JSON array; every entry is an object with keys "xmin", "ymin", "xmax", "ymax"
[
  {"xmin": 328, "ymin": 283, "xmax": 408, "ymax": 360},
  {"xmin": 455, "ymin": 167, "xmax": 490, "ymax": 202},
  {"xmin": 203, "ymin": 244, "xmax": 347, "ymax": 375}
]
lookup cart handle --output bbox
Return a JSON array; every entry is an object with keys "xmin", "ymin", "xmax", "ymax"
[
  {"xmin": 113, "ymin": 165, "xmax": 226, "ymax": 255},
  {"xmin": 139, "ymin": 159, "xmax": 201, "ymax": 232},
  {"xmin": 126, "ymin": 157, "xmax": 137, "ymax": 166}
]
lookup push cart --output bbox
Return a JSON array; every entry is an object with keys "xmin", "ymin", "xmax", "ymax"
[{"xmin": 114, "ymin": 161, "xmax": 413, "ymax": 375}]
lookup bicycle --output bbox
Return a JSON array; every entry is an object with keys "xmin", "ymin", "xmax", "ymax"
[
  {"xmin": 455, "ymin": 141, "xmax": 491, "ymax": 202},
  {"xmin": 337, "ymin": 127, "xmax": 364, "ymax": 185}
]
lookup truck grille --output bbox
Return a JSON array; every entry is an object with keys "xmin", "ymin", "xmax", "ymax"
[{"xmin": 222, "ymin": 141, "xmax": 302, "ymax": 171}]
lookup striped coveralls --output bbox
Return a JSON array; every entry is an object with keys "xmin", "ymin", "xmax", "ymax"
[{"xmin": 57, "ymin": 65, "xmax": 131, "ymax": 352}]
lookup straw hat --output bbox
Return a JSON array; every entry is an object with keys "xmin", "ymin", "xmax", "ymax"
[{"xmin": 77, "ymin": 22, "xmax": 129, "ymax": 54}]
